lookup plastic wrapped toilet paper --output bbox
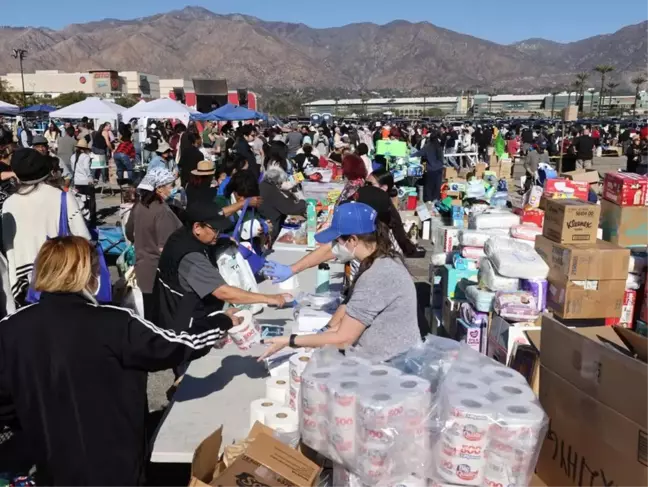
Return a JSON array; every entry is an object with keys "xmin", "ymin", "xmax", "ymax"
[
  {"xmin": 489, "ymin": 380, "xmax": 536, "ymax": 403},
  {"xmin": 328, "ymin": 379, "xmax": 362, "ymax": 464},
  {"xmin": 444, "ymin": 377, "xmax": 489, "ymax": 397},
  {"xmin": 289, "ymin": 352, "xmax": 311, "ymax": 385},
  {"xmin": 363, "ymin": 364, "xmax": 403, "ymax": 381},
  {"xmin": 478, "ymin": 258, "xmax": 520, "ymax": 292},
  {"xmin": 480, "ymin": 364, "xmax": 527, "ymax": 385},
  {"xmin": 249, "ymin": 398, "xmax": 281, "ymax": 430},
  {"xmin": 265, "ymin": 377, "xmax": 289, "ymax": 403}
]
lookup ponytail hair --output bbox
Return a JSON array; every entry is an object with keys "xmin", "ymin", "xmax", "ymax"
[{"xmin": 370, "ymin": 169, "xmax": 398, "ymax": 198}]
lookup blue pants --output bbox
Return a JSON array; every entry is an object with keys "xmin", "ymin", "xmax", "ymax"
[{"xmin": 114, "ymin": 152, "xmax": 134, "ymax": 183}]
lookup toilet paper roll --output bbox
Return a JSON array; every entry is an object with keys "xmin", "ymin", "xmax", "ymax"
[
  {"xmin": 228, "ymin": 310, "xmax": 260, "ymax": 350},
  {"xmin": 392, "ymin": 475, "xmax": 429, "ymax": 487},
  {"xmin": 338, "ymin": 357, "xmax": 372, "ymax": 377},
  {"xmin": 301, "ymin": 368, "xmax": 334, "ymax": 416},
  {"xmin": 289, "ymin": 352, "xmax": 311, "ymax": 385},
  {"xmin": 265, "ymin": 377, "xmax": 289, "ymax": 404},
  {"xmin": 436, "ymin": 453, "xmax": 485, "ymax": 486},
  {"xmin": 288, "ymin": 382, "xmax": 301, "ymax": 413},
  {"xmin": 364, "ymin": 364, "xmax": 403, "ymax": 381},
  {"xmin": 249, "ymin": 398, "xmax": 280, "ymax": 430},
  {"xmin": 441, "ymin": 394, "xmax": 492, "ymax": 457},
  {"xmin": 266, "ymin": 407, "xmax": 299, "ymax": 433},
  {"xmin": 430, "ymin": 337, "xmax": 461, "ymax": 357},
  {"xmin": 393, "ymin": 376, "xmax": 433, "ymax": 426},
  {"xmin": 483, "ymin": 449, "xmax": 529, "ymax": 485},
  {"xmin": 444, "ymin": 377, "xmax": 489, "ymax": 397},
  {"xmin": 447, "ymin": 363, "xmax": 485, "ymax": 383},
  {"xmin": 329, "ymin": 379, "xmax": 362, "ymax": 463},
  {"xmin": 480, "ymin": 364, "xmax": 527, "ymax": 384},
  {"xmin": 358, "ymin": 391, "xmax": 406, "ymax": 432},
  {"xmin": 490, "ymin": 399, "xmax": 546, "ymax": 447},
  {"xmin": 489, "ymin": 380, "xmax": 536, "ymax": 403}
]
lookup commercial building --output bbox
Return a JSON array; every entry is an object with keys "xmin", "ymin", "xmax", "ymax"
[
  {"xmin": 1, "ymin": 69, "xmax": 161, "ymax": 99},
  {"xmin": 302, "ymin": 96, "xmax": 465, "ymax": 117}
]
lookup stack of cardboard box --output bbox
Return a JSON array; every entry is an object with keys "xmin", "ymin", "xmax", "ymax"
[
  {"xmin": 536, "ymin": 199, "xmax": 630, "ymax": 319},
  {"xmin": 600, "ymin": 172, "xmax": 648, "ymax": 247}
]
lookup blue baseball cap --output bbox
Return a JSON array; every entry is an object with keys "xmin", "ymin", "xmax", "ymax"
[{"xmin": 315, "ymin": 202, "xmax": 377, "ymax": 244}]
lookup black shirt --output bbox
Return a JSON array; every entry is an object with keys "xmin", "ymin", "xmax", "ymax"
[{"xmin": 573, "ymin": 135, "xmax": 595, "ymax": 160}]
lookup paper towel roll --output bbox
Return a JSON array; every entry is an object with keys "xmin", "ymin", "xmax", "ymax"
[
  {"xmin": 480, "ymin": 364, "xmax": 527, "ymax": 384},
  {"xmin": 249, "ymin": 398, "xmax": 280, "ymax": 430},
  {"xmin": 488, "ymin": 380, "xmax": 536, "ymax": 403},
  {"xmin": 228, "ymin": 310, "xmax": 260, "ymax": 350},
  {"xmin": 329, "ymin": 379, "xmax": 361, "ymax": 464},
  {"xmin": 266, "ymin": 407, "xmax": 299, "ymax": 433},
  {"xmin": 265, "ymin": 377, "xmax": 289, "ymax": 404},
  {"xmin": 444, "ymin": 377, "xmax": 489, "ymax": 397}
]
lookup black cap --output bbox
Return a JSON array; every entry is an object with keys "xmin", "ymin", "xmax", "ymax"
[
  {"xmin": 354, "ymin": 186, "xmax": 392, "ymax": 225},
  {"xmin": 11, "ymin": 148, "xmax": 51, "ymax": 184},
  {"xmin": 186, "ymin": 202, "xmax": 234, "ymax": 231}
]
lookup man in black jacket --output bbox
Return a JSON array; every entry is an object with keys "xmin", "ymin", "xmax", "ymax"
[
  {"xmin": 413, "ymin": 132, "xmax": 445, "ymax": 202},
  {"xmin": 573, "ymin": 128, "xmax": 595, "ymax": 169},
  {"xmin": 179, "ymin": 132, "xmax": 204, "ymax": 186},
  {"xmin": 233, "ymin": 125, "xmax": 259, "ymax": 179}
]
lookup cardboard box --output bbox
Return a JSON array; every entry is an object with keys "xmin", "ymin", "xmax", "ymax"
[
  {"xmin": 442, "ymin": 297, "xmax": 463, "ymax": 338},
  {"xmin": 487, "ymin": 315, "xmax": 541, "ymax": 366},
  {"xmin": 190, "ymin": 423, "xmax": 321, "ymax": 487},
  {"xmin": 561, "ymin": 169, "xmax": 600, "ymax": 185},
  {"xmin": 456, "ymin": 318, "xmax": 486, "ymax": 353},
  {"xmin": 534, "ymin": 236, "xmax": 630, "ymax": 281},
  {"xmin": 472, "ymin": 162, "xmax": 486, "ymax": 179},
  {"xmin": 600, "ymin": 199, "xmax": 648, "ymax": 248},
  {"xmin": 499, "ymin": 160, "xmax": 512, "ymax": 179},
  {"xmin": 605, "ymin": 289, "xmax": 637, "ymax": 328},
  {"xmin": 536, "ymin": 315, "xmax": 647, "ymax": 487},
  {"xmin": 519, "ymin": 208, "xmax": 544, "ymax": 227},
  {"xmin": 603, "ymin": 172, "xmax": 648, "ymax": 206},
  {"xmin": 547, "ymin": 277, "xmax": 626, "ymax": 319},
  {"xmin": 435, "ymin": 226, "xmax": 460, "ymax": 252},
  {"xmin": 509, "ymin": 328, "xmax": 541, "ymax": 395},
  {"xmin": 443, "ymin": 166, "xmax": 458, "ymax": 180},
  {"xmin": 542, "ymin": 199, "xmax": 600, "ymax": 244},
  {"xmin": 439, "ymin": 264, "xmax": 478, "ymax": 299}
]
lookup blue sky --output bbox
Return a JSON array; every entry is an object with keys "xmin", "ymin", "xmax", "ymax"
[{"xmin": 4, "ymin": 0, "xmax": 647, "ymax": 44}]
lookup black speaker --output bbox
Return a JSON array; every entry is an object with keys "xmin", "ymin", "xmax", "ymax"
[{"xmin": 238, "ymin": 89, "xmax": 248, "ymax": 107}]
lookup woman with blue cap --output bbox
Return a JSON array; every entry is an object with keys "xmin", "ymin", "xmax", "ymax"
[{"xmin": 258, "ymin": 201, "xmax": 420, "ymax": 363}]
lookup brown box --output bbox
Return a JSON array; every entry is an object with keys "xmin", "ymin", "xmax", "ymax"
[
  {"xmin": 600, "ymin": 199, "xmax": 648, "ymax": 248},
  {"xmin": 499, "ymin": 160, "xmax": 512, "ymax": 179},
  {"xmin": 472, "ymin": 162, "xmax": 486, "ymax": 179},
  {"xmin": 542, "ymin": 199, "xmax": 600, "ymax": 244},
  {"xmin": 443, "ymin": 166, "xmax": 458, "ymax": 180},
  {"xmin": 509, "ymin": 328, "xmax": 541, "ymax": 396},
  {"xmin": 536, "ymin": 315, "xmax": 647, "ymax": 487},
  {"xmin": 534, "ymin": 236, "xmax": 630, "ymax": 281},
  {"xmin": 190, "ymin": 423, "xmax": 321, "ymax": 487},
  {"xmin": 561, "ymin": 169, "xmax": 601, "ymax": 194},
  {"xmin": 547, "ymin": 277, "xmax": 626, "ymax": 319}
]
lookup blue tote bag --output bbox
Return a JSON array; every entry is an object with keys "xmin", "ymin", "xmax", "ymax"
[{"xmin": 27, "ymin": 192, "xmax": 112, "ymax": 303}]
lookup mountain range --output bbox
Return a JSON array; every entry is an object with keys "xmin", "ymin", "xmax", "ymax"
[{"xmin": 0, "ymin": 6, "xmax": 646, "ymax": 93}]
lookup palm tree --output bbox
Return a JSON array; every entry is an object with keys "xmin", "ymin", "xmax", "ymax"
[
  {"xmin": 631, "ymin": 75, "xmax": 647, "ymax": 116},
  {"xmin": 593, "ymin": 65, "xmax": 614, "ymax": 117},
  {"xmin": 606, "ymin": 82, "xmax": 620, "ymax": 111},
  {"xmin": 573, "ymin": 73, "xmax": 589, "ymax": 112}
]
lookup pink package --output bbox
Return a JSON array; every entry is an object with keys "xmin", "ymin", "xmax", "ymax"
[
  {"xmin": 510, "ymin": 224, "xmax": 543, "ymax": 242},
  {"xmin": 494, "ymin": 291, "xmax": 539, "ymax": 322},
  {"xmin": 461, "ymin": 246, "xmax": 486, "ymax": 260}
]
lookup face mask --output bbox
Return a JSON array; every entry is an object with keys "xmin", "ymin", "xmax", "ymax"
[{"xmin": 331, "ymin": 241, "xmax": 355, "ymax": 263}]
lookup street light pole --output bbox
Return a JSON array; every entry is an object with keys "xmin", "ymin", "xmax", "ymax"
[{"xmin": 11, "ymin": 48, "xmax": 28, "ymax": 107}]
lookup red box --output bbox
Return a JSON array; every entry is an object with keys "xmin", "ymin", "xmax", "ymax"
[
  {"xmin": 603, "ymin": 172, "xmax": 648, "ymax": 206},
  {"xmin": 519, "ymin": 208, "xmax": 545, "ymax": 228},
  {"xmin": 605, "ymin": 289, "xmax": 637, "ymax": 328},
  {"xmin": 543, "ymin": 178, "xmax": 588, "ymax": 201}
]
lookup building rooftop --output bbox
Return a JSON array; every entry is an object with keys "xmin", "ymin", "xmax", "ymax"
[{"xmin": 303, "ymin": 96, "xmax": 459, "ymax": 106}]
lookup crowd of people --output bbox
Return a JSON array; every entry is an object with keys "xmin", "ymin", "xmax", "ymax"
[{"xmin": 0, "ymin": 110, "xmax": 646, "ymax": 484}]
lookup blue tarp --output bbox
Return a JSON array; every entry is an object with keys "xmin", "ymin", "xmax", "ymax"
[
  {"xmin": 22, "ymin": 104, "xmax": 57, "ymax": 113},
  {"xmin": 192, "ymin": 103, "xmax": 263, "ymax": 121}
]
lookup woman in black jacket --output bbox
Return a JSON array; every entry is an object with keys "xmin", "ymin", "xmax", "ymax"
[
  {"xmin": 259, "ymin": 166, "xmax": 306, "ymax": 243},
  {"xmin": 0, "ymin": 236, "xmax": 238, "ymax": 486}
]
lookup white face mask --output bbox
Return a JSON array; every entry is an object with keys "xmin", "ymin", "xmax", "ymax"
[{"xmin": 331, "ymin": 241, "xmax": 355, "ymax": 263}]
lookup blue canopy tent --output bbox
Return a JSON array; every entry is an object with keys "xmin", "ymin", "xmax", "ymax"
[
  {"xmin": 192, "ymin": 103, "xmax": 262, "ymax": 122},
  {"xmin": 22, "ymin": 104, "xmax": 57, "ymax": 113}
]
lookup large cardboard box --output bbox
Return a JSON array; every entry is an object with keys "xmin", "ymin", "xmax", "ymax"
[
  {"xmin": 561, "ymin": 169, "xmax": 601, "ymax": 193},
  {"xmin": 547, "ymin": 277, "xmax": 625, "ymax": 319},
  {"xmin": 602, "ymin": 172, "xmax": 648, "ymax": 206},
  {"xmin": 600, "ymin": 199, "xmax": 648, "ymax": 248},
  {"xmin": 542, "ymin": 199, "xmax": 600, "ymax": 244},
  {"xmin": 536, "ymin": 315, "xmax": 647, "ymax": 487},
  {"xmin": 534, "ymin": 236, "xmax": 630, "ymax": 281},
  {"xmin": 190, "ymin": 423, "xmax": 321, "ymax": 487}
]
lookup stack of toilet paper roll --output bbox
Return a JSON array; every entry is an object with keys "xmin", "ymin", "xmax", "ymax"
[
  {"xmin": 432, "ymin": 358, "xmax": 547, "ymax": 487},
  {"xmin": 289, "ymin": 351, "xmax": 312, "ymax": 412},
  {"xmin": 298, "ymin": 350, "xmax": 436, "ymax": 485}
]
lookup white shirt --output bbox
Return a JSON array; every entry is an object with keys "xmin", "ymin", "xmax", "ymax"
[{"xmin": 71, "ymin": 152, "xmax": 93, "ymax": 186}]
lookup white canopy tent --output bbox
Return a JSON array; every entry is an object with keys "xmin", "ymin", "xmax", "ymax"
[
  {"xmin": 121, "ymin": 98, "xmax": 197, "ymax": 125},
  {"xmin": 0, "ymin": 101, "xmax": 19, "ymax": 116},
  {"xmin": 49, "ymin": 97, "xmax": 125, "ymax": 121}
]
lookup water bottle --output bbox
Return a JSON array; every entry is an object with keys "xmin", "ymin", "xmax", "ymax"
[{"xmin": 316, "ymin": 263, "xmax": 330, "ymax": 294}]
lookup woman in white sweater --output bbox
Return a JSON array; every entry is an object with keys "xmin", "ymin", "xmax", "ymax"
[
  {"xmin": 2, "ymin": 148, "xmax": 90, "ymax": 306},
  {"xmin": 71, "ymin": 138, "xmax": 97, "ymax": 227}
]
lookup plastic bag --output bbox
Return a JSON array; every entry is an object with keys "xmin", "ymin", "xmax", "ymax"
[
  {"xmin": 469, "ymin": 210, "xmax": 520, "ymax": 230},
  {"xmin": 489, "ymin": 248, "xmax": 549, "ymax": 280},
  {"xmin": 461, "ymin": 246, "xmax": 485, "ymax": 260},
  {"xmin": 459, "ymin": 229, "xmax": 508, "ymax": 248},
  {"xmin": 510, "ymin": 224, "xmax": 543, "ymax": 242},
  {"xmin": 484, "ymin": 236, "xmax": 536, "ymax": 258},
  {"xmin": 460, "ymin": 302, "xmax": 489, "ymax": 326},
  {"xmin": 494, "ymin": 291, "xmax": 540, "ymax": 322},
  {"xmin": 478, "ymin": 258, "xmax": 520, "ymax": 292},
  {"xmin": 216, "ymin": 246, "xmax": 264, "ymax": 315}
]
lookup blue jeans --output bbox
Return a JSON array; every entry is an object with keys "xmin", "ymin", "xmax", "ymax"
[{"xmin": 114, "ymin": 152, "xmax": 134, "ymax": 182}]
